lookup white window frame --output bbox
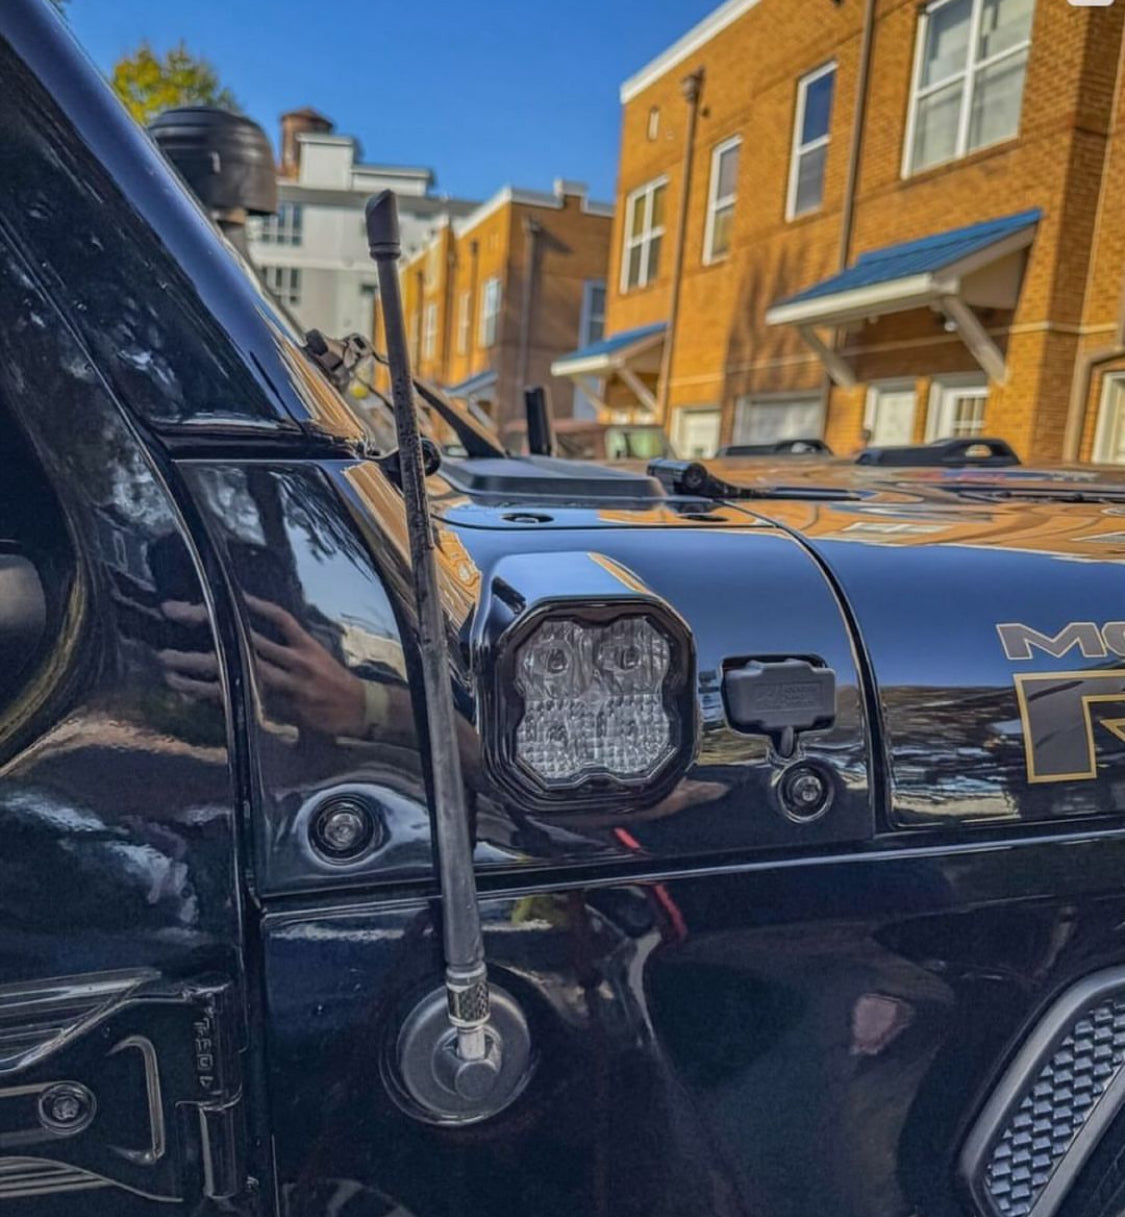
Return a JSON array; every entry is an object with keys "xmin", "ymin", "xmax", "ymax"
[
  {"xmin": 647, "ymin": 107, "xmax": 660, "ymax": 141},
  {"xmin": 704, "ymin": 136, "xmax": 741, "ymax": 264},
  {"xmin": 258, "ymin": 201, "xmax": 303, "ymax": 246},
  {"xmin": 579, "ymin": 279, "xmax": 607, "ymax": 347},
  {"xmin": 620, "ymin": 176, "xmax": 668, "ymax": 293},
  {"xmin": 925, "ymin": 373, "xmax": 989, "ymax": 440},
  {"xmin": 903, "ymin": 0, "xmax": 1033, "ymax": 177},
  {"xmin": 456, "ymin": 291, "xmax": 471, "ymax": 355},
  {"xmin": 787, "ymin": 62, "xmax": 836, "ymax": 221},
  {"xmin": 480, "ymin": 276, "xmax": 501, "ymax": 348},
  {"xmin": 1093, "ymin": 373, "xmax": 1125, "ymax": 465},
  {"xmin": 422, "ymin": 301, "xmax": 438, "ymax": 360},
  {"xmin": 263, "ymin": 265, "xmax": 301, "ymax": 307},
  {"xmin": 732, "ymin": 392, "xmax": 827, "ymax": 445}
]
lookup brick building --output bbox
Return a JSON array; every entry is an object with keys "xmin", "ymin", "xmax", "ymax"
[
  {"xmin": 248, "ymin": 109, "xmax": 477, "ymax": 342},
  {"xmin": 389, "ymin": 181, "xmax": 613, "ymax": 429},
  {"xmin": 552, "ymin": 0, "xmax": 1125, "ymax": 463}
]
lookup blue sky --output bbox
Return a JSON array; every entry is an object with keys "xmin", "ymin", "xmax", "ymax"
[{"xmin": 66, "ymin": 0, "xmax": 718, "ymax": 203}]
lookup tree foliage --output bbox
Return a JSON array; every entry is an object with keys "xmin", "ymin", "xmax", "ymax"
[{"xmin": 111, "ymin": 42, "xmax": 239, "ymax": 125}]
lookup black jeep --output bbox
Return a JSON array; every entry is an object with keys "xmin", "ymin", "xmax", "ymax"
[{"xmin": 4, "ymin": 4, "xmax": 1125, "ymax": 1217}]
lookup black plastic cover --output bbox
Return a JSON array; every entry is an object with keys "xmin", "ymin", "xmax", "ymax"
[
  {"xmin": 149, "ymin": 107, "xmax": 277, "ymax": 216},
  {"xmin": 442, "ymin": 455, "xmax": 665, "ymax": 500},
  {"xmin": 718, "ymin": 439, "xmax": 833, "ymax": 457},
  {"xmin": 855, "ymin": 437, "xmax": 1020, "ymax": 467},
  {"xmin": 723, "ymin": 659, "xmax": 837, "ymax": 736}
]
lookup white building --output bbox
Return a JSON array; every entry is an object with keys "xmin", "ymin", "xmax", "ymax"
[{"xmin": 248, "ymin": 108, "xmax": 478, "ymax": 340}]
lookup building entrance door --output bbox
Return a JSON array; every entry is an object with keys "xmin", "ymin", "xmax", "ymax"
[
  {"xmin": 866, "ymin": 382, "xmax": 917, "ymax": 446},
  {"xmin": 673, "ymin": 407, "xmax": 721, "ymax": 458}
]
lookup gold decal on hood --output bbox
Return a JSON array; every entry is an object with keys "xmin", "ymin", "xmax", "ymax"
[
  {"xmin": 1013, "ymin": 670, "xmax": 1125, "ymax": 783},
  {"xmin": 1000, "ymin": 624, "xmax": 1125, "ymax": 783}
]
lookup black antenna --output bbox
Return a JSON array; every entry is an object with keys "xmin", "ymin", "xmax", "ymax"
[
  {"xmin": 365, "ymin": 191, "xmax": 530, "ymax": 1124},
  {"xmin": 523, "ymin": 385, "xmax": 556, "ymax": 457}
]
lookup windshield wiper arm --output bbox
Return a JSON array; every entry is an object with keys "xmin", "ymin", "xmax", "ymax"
[
  {"xmin": 407, "ymin": 373, "xmax": 506, "ymax": 460},
  {"xmin": 303, "ymin": 329, "xmax": 505, "ymax": 461}
]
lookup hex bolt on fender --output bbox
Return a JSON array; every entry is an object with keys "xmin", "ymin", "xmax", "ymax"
[{"xmin": 366, "ymin": 190, "xmax": 531, "ymax": 1124}]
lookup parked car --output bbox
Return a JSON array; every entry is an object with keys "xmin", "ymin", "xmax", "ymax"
[
  {"xmin": 716, "ymin": 437, "xmax": 834, "ymax": 457},
  {"xmin": 10, "ymin": 5, "xmax": 1125, "ymax": 1216}
]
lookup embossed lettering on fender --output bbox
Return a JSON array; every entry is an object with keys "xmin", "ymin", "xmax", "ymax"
[{"xmin": 998, "ymin": 623, "xmax": 1125, "ymax": 783}]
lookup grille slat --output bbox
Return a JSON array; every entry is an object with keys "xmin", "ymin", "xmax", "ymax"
[
  {"xmin": 963, "ymin": 970, "xmax": 1125, "ymax": 1217},
  {"xmin": 983, "ymin": 992, "xmax": 1125, "ymax": 1217}
]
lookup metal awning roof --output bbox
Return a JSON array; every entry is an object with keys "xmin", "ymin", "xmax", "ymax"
[
  {"xmin": 551, "ymin": 322, "xmax": 667, "ymax": 378},
  {"xmin": 444, "ymin": 368, "xmax": 497, "ymax": 398},
  {"xmin": 766, "ymin": 209, "xmax": 1042, "ymax": 388},
  {"xmin": 767, "ymin": 209, "xmax": 1041, "ymax": 328}
]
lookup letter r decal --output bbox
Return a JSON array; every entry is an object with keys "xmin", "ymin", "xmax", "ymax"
[{"xmin": 1014, "ymin": 669, "xmax": 1125, "ymax": 783}]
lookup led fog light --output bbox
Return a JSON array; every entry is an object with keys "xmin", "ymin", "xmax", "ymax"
[
  {"xmin": 475, "ymin": 552, "xmax": 695, "ymax": 814},
  {"xmin": 514, "ymin": 616, "xmax": 675, "ymax": 785}
]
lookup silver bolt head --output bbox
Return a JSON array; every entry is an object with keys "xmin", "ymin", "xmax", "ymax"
[
  {"xmin": 791, "ymin": 773, "xmax": 826, "ymax": 806},
  {"xmin": 37, "ymin": 1083, "xmax": 95, "ymax": 1135},
  {"xmin": 51, "ymin": 1094, "xmax": 82, "ymax": 1123},
  {"xmin": 321, "ymin": 808, "xmax": 366, "ymax": 851},
  {"xmin": 453, "ymin": 1051, "xmax": 503, "ymax": 1101}
]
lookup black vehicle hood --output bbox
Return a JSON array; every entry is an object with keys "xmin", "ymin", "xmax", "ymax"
[
  {"xmin": 743, "ymin": 488, "xmax": 1125, "ymax": 827},
  {"xmin": 431, "ymin": 457, "xmax": 1125, "ymax": 833}
]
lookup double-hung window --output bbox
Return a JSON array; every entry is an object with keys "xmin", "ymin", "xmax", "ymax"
[
  {"xmin": 788, "ymin": 63, "xmax": 836, "ymax": 219},
  {"xmin": 264, "ymin": 265, "xmax": 301, "ymax": 307},
  {"xmin": 927, "ymin": 376, "xmax": 989, "ymax": 439},
  {"xmin": 704, "ymin": 137, "xmax": 741, "ymax": 263},
  {"xmin": 580, "ymin": 280, "xmax": 607, "ymax": 346},
  {"xmin": 480, "ymin": 277, "xmax": 501, "ymax": 348},
  {"xmin": 258, "ymin": 201, "xmax": 303, "ymax": 246},
  {"xmin": 1095, "ymin": 375, "xmax": 1125, "ymax": 465},
  {"xmin": 621, "ymin": 178, "xmax": 667, "ymax": 291},
  {"xmin": 906, "ymin": 0, "xmax": 1034, "ymax": 175}
]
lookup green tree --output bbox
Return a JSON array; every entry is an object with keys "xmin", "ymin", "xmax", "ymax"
[{"xmin": 111, "ymin": 42, "xmax": 239, "ymax": 125}]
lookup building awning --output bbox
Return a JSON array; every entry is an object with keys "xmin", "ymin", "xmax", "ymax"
[
  {"xmin": 445, "ymin": 369, "xmax": 497, "ymax": 399},
  {"xmin": 766, "ymin": 209, "xmax": 1041, "ymax": 387},
  {"xmin": 550, "ymin": 322, "xmax": 667, "ymax": 416},
  {"xmin": 552, "ymin": 322, "xmax": 666, "ymax": 377}
]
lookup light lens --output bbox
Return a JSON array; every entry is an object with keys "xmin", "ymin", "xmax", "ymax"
[{"xmin": 513, "ymin": 616, "xmax": 674, "ymax": 786}]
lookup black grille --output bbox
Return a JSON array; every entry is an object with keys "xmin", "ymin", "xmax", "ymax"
[
  {"xmin": 963, "ymin": 969, "xmax": 1125, "ymax": 1217},
  {"xmin": 985, "ymin": 994, "xmax": 1125, "ymax": 1215}
]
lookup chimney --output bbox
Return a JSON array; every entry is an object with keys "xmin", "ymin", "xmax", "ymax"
[
  {"xmin": 279, "ymin": 107, "xmax": 333, "ymax": 177},
  {"xmin": 553, "ymin": 178, "xmax": 589, "ymax": 206}
]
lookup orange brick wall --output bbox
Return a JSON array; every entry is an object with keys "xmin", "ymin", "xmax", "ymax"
[
  {"xmin": 391, "ymin": 192, "xmax": 611, "ymax": 429},
  {"xmin": 608, "ymin": 0, "xmax": 1125, "ymax": 461},
  {"xmin": 443, "ymin": 202, "xmax": 514, "ymax": 398}
]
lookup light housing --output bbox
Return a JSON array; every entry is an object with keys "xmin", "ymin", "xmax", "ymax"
[{"xmin": 474, "ymin": 553, "xmax": 695, "ymax": 814}]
